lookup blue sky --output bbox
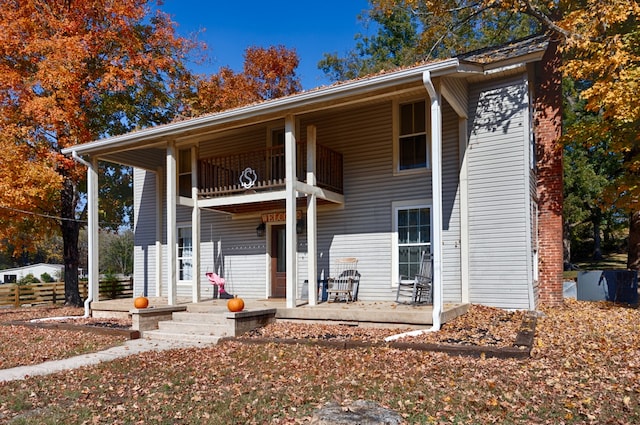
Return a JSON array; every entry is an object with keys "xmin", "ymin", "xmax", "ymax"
[{"xmin": 159, "ymin": 1, "xmax": 372, "ymax": 89}]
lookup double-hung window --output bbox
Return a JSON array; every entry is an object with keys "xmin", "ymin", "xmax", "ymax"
[
  {"xmin": 177, "ymin": 226, "xmax": 193, "ymax": 282},
  {"xmin": 396, "ymin": 100, "xmax": 428, "ymax": 172},
  {"xmin": 395, "ymin": 205, "xmax": 431, "ymax": 282}
]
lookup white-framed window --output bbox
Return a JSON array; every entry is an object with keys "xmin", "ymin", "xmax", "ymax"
[
  {"xmin": 177, "ymin": 225, "xmax": 193, "ymax": 283},
  {"xmin": 392, "ymin": 201, "xmax": 432, "ymax": 285},
  {"xmin": 394, "ymin": 99, "xmax": 429, "ymax": 173}
]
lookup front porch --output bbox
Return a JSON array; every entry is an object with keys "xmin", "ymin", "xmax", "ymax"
[{"xmin": 91, "ymin": 297, "xmax": 469, "ymax": 333}]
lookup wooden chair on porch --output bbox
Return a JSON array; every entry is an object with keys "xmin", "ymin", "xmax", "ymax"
[
  {"xmin": 326, "ymin": 257, "xmax": 360, "ymax": 302},
  {"xmin": 396, "ymin": 251, "xmax": 432, "ymax": 304}
]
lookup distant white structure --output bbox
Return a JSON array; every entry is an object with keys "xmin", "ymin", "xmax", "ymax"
[{"xmin": 0, "ymin": 264, "xmax": 64, "ymax": 284}]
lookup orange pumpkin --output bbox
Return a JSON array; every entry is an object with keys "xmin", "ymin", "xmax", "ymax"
[
  {"xmin": 227, "ymin": 296, "xmax": 244, "ymax": 312},
  {"xmin": 134, "ymin": 295, "xmax": 149, "ymax": 309}
]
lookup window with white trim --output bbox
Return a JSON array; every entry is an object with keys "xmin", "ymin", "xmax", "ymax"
[
  {"xmin": 397, "ymin": 100, "xmax": 428, "ymax": 171},
  {"xmin": 177, "ymin": 226, "xmax": 193, "ymax": 282},
  {"xmin": 396, "ymin": 206, "xmax": 431, "ymax": 280}
]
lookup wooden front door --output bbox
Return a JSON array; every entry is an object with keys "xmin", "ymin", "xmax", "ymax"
[{"xmin": 270, "ymin": 225, "xmax": 286, "ymax": 298}]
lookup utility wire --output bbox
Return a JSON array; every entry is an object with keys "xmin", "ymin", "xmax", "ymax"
[{"xmin": 0, "ymin": 205, "xmax": 129, "ymax": 228}]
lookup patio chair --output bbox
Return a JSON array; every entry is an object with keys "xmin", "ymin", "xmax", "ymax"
[
  {"xmin": 396, "ymin": 252, "xmax": 432, "ymax": 304},
  {"xmin": 326, "ymin": 257, "xmax": 360, "ymax": 302}
]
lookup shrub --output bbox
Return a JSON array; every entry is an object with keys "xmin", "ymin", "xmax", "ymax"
[
  {"xmin": 40, "ymin": 272, "xmax": 55, "ymax": 283},
  {"xmin": 17, "ymin": 273, "xmax": 40, "ymax": 285}
]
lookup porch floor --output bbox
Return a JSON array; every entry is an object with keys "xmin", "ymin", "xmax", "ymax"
[{"xmin": 92, "ymin": 297, "xmax": 469, "ymax": 329}]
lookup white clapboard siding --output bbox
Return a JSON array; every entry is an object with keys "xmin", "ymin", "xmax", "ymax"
[
  {"xmin": 133, "ymin": 168, "xmax": 160, "ymax": 296},
  {"xmin": 466, "ymin": 75, "xmax": 533, "ymax": 309}
]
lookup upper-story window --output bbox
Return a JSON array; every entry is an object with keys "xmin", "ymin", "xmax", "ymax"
[
  {"xmin": 397, "ymin": 100, "xmax": 428, "ymax": 172},
  {"xmin": 178, "ymin": 148, "xmax": 192, "ymax": 197}
]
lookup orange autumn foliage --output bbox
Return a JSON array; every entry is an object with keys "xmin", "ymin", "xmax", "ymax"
[
  {"xmin": 0, "ymin": 0, "xmax": 194, "ymax": 257},
  {"xmin": 190, "ymin": 45, "xmax": 301, "ymax": 116}
]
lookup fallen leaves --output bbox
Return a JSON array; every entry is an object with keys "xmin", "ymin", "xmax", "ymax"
[
  {"xmin": 0, "ymin": 300, "xmax": 639, "ymax": 424},
  {"xmin": 245, "ymin": 304, "xmax": 525, "ymax": 347},
  {"xmin": 0, "ymin": 306, "xmax": 129, "ymax": 369}
]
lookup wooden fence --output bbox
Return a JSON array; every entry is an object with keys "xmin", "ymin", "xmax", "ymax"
[{"xmin": 0, "ymin": 278, "xmax": 133, "ymax": 308}]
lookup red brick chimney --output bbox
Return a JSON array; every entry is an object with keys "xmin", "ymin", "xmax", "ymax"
[{"xmin": 535, "ymin": 36, "xmax": 564, "ymax": 306}]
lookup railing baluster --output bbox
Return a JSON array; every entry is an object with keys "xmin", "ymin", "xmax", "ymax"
[{"xmin": 198, "ymin": 142, "xmax": 343, "ymax": 196}]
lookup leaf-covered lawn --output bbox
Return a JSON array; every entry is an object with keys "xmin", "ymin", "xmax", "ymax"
[
  {"xmin": 1, "ymin": 300, "xmax": 639, "ymax": 424},
  {"xmin": 0, "ymin": 306, "xmax": 129, "ymax": 370}
]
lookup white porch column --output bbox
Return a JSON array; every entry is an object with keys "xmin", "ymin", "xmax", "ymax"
[
  {"xmin": 87, "ymin": 157, "xmax": 99, "ymax": 308},
  {"xmin": 423, "ymin": 71, "xmax": 443, "ymax": 329},
  {"xmin": 155, "ymin": 167, "xmax": 163, "ymax": 297},
  {"xmin": 285, "ymin": 115, "xmax": 298, "ymax": 308},
  {"xmin": 191, "ymin": 146, "xmax": 201, "ymax": 303},
  {"xmin": 459, "ymin": 118, "xmax": 470, "ymax": 303},
  {"xmin": 306, "ymin": 125, "xmax": 318, "ymax": 306},
  {"xmin": 166, "ymin": 142, "xmax": 178, "ymax": 305}
]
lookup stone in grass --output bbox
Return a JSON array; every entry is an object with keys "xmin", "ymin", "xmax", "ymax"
[{"xmin": 311, "ymin": 400, "xmax": 403, "ymax": 425}]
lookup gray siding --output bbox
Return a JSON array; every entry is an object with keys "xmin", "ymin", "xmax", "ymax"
[
  {"xmin": 441, "ymin": 101, "xmax": 462, "ymax": 302},
  {"xmin": 133, "ymin": 168, "xmax": 158, "ymax": 296},
  {"xmin": 133, "ymin": 98, "xmax": 463, "ymax": 303},
  {"xmin": 466, "ymin": 75, "xmax": 533, "ymax": 309}
]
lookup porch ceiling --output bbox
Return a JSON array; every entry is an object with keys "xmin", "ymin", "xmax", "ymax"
[
  {"xmin": 99, "ymin": 146, "xmax": 166, "ymax": 171},
  {"xmin": 201, "ymin": 196, "xmax": 335, "ymax": 215}
]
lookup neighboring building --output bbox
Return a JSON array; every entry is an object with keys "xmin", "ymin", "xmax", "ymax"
[
  {"xmin": 62, "ymin": 36, "xmax": 563, "ymax": 317},
  {"xmin": 0, "ymin": 263, "xmax": 64, "ymax": 284}
]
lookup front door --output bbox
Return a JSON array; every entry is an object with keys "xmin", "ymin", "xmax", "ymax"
[{"xmin": 270, "ymin": 225, "xmax": 286, "ymax": 298}]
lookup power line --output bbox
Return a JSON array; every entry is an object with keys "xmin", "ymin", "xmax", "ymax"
[{"xmin": 0, "ymin": 205, "xmax": 129, "ymax": 228}]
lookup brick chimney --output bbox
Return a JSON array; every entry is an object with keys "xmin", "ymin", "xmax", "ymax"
[{"xmin": 535, "ymin": 36, "xmax": 564, "ymax": 306}]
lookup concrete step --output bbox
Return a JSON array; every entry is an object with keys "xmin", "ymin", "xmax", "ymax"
[
  {"xmin": 143, "ymin": 330, "xmax": 222, "ymax": 344},
  {"xmin": 157, "ymin": 320, "xmax": 231, "ymax": 336},
  {"xmin": 171, "ymin": 311, "xmax": 229, "ymax": 324},
  {"xmin": 186, "ymin": 303, "xmax": 230, "ymax": 314}
]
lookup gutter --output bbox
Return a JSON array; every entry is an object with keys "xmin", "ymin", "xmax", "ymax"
[
  {"xmin": 385, "ymin": 70, "xmax": 443, "ymax": 342},
  {"xmin": 71, "ymin": 151, "xmax": 94, "ymax": 318}
]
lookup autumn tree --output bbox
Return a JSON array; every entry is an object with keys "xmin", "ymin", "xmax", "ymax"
[
  {"xmin": 373, "ymin": 0, "xmax": 640, "ymax": 267},
  {"xmin": 0, "ymin": 0, "xmax": 195, "ymax": 305},
  {"xmin": 188, "ymin": 45, "xmax": 301, "ymax": 115}
]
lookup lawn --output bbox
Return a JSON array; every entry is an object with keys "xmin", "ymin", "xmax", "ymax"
[{"xmin": 1, "ymin": 300, "xmax": 639, "ymax": 424}]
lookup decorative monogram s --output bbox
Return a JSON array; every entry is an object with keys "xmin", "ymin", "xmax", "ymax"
[{"xmin": 239, "ymin": 167, "xmax": 258, "ymax": 189}]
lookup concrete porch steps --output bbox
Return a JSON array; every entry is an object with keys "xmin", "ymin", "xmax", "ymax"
[{"xmin": 140, "ymin": 304, "xmax": 278, "ymax": 344}]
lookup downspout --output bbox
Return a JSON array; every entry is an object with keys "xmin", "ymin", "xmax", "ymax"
[
  {"xmin": 71, "ymin": 151, "xmax": 98, "ymax": 318},
  {"xmin": 386, "ymin": 70, "xmax": 443, "ymax": 341}
]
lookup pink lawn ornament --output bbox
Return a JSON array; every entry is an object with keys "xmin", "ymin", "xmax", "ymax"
[{"xmin": 205, "ymin": 272, "xmax": 234, "ymax": 299}]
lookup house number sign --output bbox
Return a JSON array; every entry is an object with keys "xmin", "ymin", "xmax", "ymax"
[{"xmin": 239, "ymin": 167, "xmax": 257, "ymax": 189}]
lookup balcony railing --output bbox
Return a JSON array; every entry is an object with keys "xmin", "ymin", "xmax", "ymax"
[{"xmin": 198, "ymin": 143, "xmax": 343, "ymax": 197}]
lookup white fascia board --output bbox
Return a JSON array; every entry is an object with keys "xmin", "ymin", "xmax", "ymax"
[
  {"xmin": 61, "ymin": 59, "xmax": 461, "ymax": 157},
  {"xmin": 294, "ymin": 181, "xmax": 345, "ymax": 204},
  {"xmin": 197, "ymin": 190, "xmax": 286, "ymax": 208}
]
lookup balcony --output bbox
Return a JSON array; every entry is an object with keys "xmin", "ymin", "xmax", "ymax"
[{"xmin": 197, "ymin": 143, "xmax": 343, "ymax": 198}]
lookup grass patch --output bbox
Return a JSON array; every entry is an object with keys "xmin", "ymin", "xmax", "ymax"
[{"xmin": 563, "ymin": 252, "xmax": 628, "ymax": 280}]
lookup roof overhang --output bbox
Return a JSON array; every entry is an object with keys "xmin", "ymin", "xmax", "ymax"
[
  {"xmin": 62, "ymin": 36, "xmax": 549, "ymax": 162},
  {"xmin": 62, "ymin": 59, "xmax": 461, "ymax": 159}
]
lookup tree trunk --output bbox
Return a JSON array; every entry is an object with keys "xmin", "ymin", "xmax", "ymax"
[
  {"xmin": 592, "ymin": 215, "xmax": 603, "ymax": 261},
  {"xmin": 628, "ymin": 211, "xmax": 640, "ymax": 270},
  {"xmin": 563, "ymin": 220, "xmax": 571, "ymax": 270},
  {"xmin": 61, "ymin": 176, "xmax": 83, "ymax": 306}
]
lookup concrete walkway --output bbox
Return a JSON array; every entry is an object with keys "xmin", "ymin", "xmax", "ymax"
[{"xmin": 0, "ymin": 338, "xmax": 217, "ymax": 383}]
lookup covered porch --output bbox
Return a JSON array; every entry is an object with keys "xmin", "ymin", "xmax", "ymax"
[{"xmin": 63, "ymin": 62, "xmax": 470, "ymax": 329}]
